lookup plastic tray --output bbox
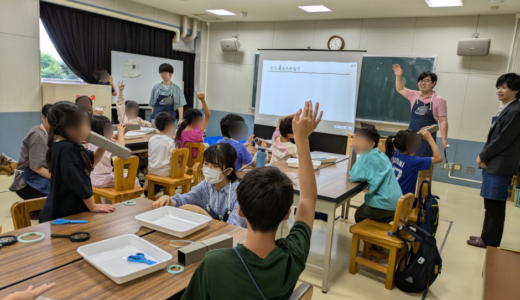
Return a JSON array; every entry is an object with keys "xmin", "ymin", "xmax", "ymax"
[
  {"xmin": 310, "ymin": 153, "xmax": 338, "ymax": 163},
  {"xmin": 135, "ymin": 206, "xmax": 212, "ymax": 238},
  {"xmin": 77, "ymin": 234, "xmax": 172, "ymax": 284},
  {"xmin": 287, "ymin": 158, "xmax": 321, "ymax": 170}
]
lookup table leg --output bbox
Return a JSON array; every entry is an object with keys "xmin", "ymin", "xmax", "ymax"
[
  {"xmin": 322, "ymin": 202, "xmax": 336, "ymax": 293},
  {"xmin": 341, "ymin": 204, "xmax": 346, "ymax": 218},
  {"xmin": 344, "ymin": 198, "xmax": 351, "ymax": 220}
]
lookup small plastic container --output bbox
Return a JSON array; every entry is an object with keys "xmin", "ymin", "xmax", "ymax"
[
  {"xmin": 287, "ymin": 158, "xmax": 321, "ymax": 170},
  {"xmin": 135, "ymin": 206, "xmax": 212, "ymax": 238},
  {"xmin": 257, "ymin": 147, "xmax": 267, "ymax": 167},
  {"xmin": 514, "ymin": 187, "xmax": 520, "ymax": 208},
  {"xmin": 310, "ymin": 153, "xmax": 338, "ymax": 163},
  {"xmin": 77, "ymin": 234, "xmax": 172, "ymax": 284}
]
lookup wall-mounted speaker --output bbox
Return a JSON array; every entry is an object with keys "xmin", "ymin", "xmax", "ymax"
[{"xmin": 457, "ymin": 38, "xmax": 491, "ymax": 56}]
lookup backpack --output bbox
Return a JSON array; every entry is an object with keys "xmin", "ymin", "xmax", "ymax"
[
  {"xmin": 417, "ymin": 180, "xmax": 440, "ymax": 236},
  {"xmin": 395, "ymin": 224, "xmax": 442, "ymax": 293}
]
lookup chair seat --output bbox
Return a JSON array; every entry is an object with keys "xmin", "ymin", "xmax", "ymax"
[
  {"xmin": 92, "ymin": 185, "xmax": 144, "ymax": 202},
  {"xmin": 349, "ymin": 219, "xmax": 412, "ymax": 248},
  {"xmin": 145, "ymin": 174, "xmax": 193, "ymax": 186}
]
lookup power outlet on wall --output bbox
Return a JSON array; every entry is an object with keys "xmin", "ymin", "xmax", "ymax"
[
  {"xmin": 440, "ymin": 163, "xmax": 448, "ymax": 170},
  {"xmin": 467, "ymin": 166, "xmax": 476, "ymax": 174},
  {"xmin": 453, "ymin": 164, "xmax": 462, "ymax": 172}
]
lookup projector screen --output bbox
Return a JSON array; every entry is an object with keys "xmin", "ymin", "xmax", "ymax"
[{"xmin": 254, "ymin": 50, "xmax": 364, "ymax": 136}]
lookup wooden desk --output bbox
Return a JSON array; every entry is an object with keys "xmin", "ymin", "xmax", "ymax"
[
  {"xmin": 483, "ymin": 247, "xmax": 520, "ymax": 300},
  {"xmin": 124, "ymin": 132, "xmax": 156, "ymax": 153},
  {"xmin": 0, "ymin": 221, "xmax": 246, "ymax": 300},
  {"xmin": 237, "ymin": 159, "xmax": 300, "ymax": 181},
  {"xmin": 0, "ymin": 199, "xmax": 155, "ymax": 290}
]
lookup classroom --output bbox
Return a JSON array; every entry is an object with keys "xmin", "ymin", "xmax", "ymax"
[{"xmin": 1, "ymin": 0, "xmax": 520, "ymax": 299}]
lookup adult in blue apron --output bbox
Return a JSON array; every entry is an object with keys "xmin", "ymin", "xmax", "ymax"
[
  {"xmin": 150, "ymin": 87, "xmax": 176, "ymax": 120},
  {"xmin": 149, "ymin": 63, "xmax": 187, "ymax": 124},
  {"xmin": 409, "ymin": 95, "xmax": 437, "ymax": 157}
]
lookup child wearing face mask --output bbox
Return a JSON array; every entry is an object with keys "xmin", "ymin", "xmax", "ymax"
[
  {"xmin": 385, "ymin": 128, "xmax": 442, "ymax": 196},
  {"xmin": 152, "ymin": 143, "xmax": 246, "ymax": 228},
  {"xmin": 115, "ymin": 81, "xmax": 152, "ymax": 127},
  {"xmin": 39, "ymin": 101, "xmax": 115, "ymax": 223}
]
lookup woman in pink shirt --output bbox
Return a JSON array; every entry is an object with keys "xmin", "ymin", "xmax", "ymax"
[
  {"xmin": 393, "ymin": 64, "xmax": 449, "ymax": 186},
  {"xmin": 175, "ymin": 92, "xmax": 211, "ymax": 159}
]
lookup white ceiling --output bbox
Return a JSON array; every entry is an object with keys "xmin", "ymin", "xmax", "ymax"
[{"xmin": 130, "ymin": 0, "xmax": 520, "ymax": 22}]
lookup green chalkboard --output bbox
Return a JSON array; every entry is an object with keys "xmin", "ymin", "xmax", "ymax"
[{"xmin": 356, "ymin": 56, "xmax": 436, "ymax": 124}]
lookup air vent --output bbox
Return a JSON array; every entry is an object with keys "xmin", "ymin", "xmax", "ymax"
[{"xmin": 192, "ymin": 13, "xmax": 222, "ymax": 21}]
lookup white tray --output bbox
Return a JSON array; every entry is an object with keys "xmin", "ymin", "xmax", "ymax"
[
  {"xmin": 77, "ymin": 234, "xmax": 172, "ymax": 284},
  {"xmin": 135, "ymin": 206, "xmax": 212, "ymax": 238},
  {"xmin": 287, "ymin": 158, "xmax": 321, "ymax": 170},
  {"xmin": 310, "ymin": 153, "xmax": 338, "ymax": 163}
]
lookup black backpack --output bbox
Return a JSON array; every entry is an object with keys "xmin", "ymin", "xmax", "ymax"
[
  {"xmin": 395, "ymin": 224, "xmax": 442, "ymax": 293},
  {"xmin": 417, "ymin": 180, "xmax": 440, "ymax": 236}
]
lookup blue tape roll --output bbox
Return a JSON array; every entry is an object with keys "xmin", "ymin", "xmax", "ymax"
[
  {"xmin": 167, "ymin": 264, "xmax": 184, "ymax": 274},
  {"xmin": 124, "ymin": 201, "xmax": 137, "ymax": 206},
  {"xmin": 17, "ymin": 232, "xmax": 45, "ymax": 243}
]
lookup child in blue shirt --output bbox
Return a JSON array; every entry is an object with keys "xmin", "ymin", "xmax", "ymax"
[
  {"xmin": 385, "ymin": 128, "xmax": 442, "ymax": 196},
  {"xmin": 350, "ymin": 127, "xmax": 402, "ymax": 223},
  {"xmin": 217, "ymin": 114, "xmax": 265, "ymax": 171}
]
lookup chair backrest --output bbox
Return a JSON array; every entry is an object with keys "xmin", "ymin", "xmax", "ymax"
[
  {"xmin": 390, "ymin": 193, "xmax": 415, "ymax": 233},
  {"xmin": 11, "ymin": 197, "xmax": 46, "ymax": 230},
  {"xmin": 113, "ymin": 156, "xmax": 140, "ymax": 191},
  {"xmin": 289, "ymin": 283, "xmax": 313, "ymax": 300},
  {"xmin": 185, "ymin": 142, "xmax": 205, "ymax": 169},
  {"xmin": 192, "ymin": 162, "xmax": 205, "ymax": 186},
  {"xmin": 171, "ymin": 148, "xmax": 189, "ymax": 179}
]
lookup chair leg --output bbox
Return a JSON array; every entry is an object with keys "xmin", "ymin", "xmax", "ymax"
[
  {"xmin": 349, "ymin": 234, "xmax": 360, "ymax": 274},
  {"xmin": 167, "ymin": 185, "xmax": 175, "ymax": 197},
  {"xmin": 362, "ymin": 242, "xmax": 370, "ymax": 259},
  {"xmin": 182, "ymin": 182, "xmax": 191, "ymax": 194},
  {"xmin": 148, "ymin": 182, "xmax": 155, "ymax": 200},
  {"xmin": 385, "ymin": 247, "xmax": 398, "ymax": 290},
  {"xmin": 93, "ymin": 194, "xmax": 101, "ymax": 204}
]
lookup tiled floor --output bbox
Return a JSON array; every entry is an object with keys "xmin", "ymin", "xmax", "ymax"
[{"xmin": 1, "ymin": 175, "xmax": 519, "ymax": 299}]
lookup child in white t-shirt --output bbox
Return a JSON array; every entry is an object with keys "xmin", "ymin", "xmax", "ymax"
[
  {"xmin": 271, "ymin": 114, "xmax": 297, "ymax": 162},
  {"xmin": 148, "ymin": 112, "xmax": 176, "ymax": 176}
]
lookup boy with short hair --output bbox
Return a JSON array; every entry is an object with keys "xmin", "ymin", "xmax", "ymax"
[
  {"xmin": 181, "ymin": 101, "xmax": 322, "ymax": 300},
  {"xmin": 147, "ymin": 112, "xmax": 176, "ymax": 177},
  {"xmin": 350, "ymin": 127, "xmax": 402, "ymax": 223},
  {"xmin": 271, "ymin": 114, "xmax": 297, "ymax": 162},
  {"xmin": 217, "ymin": 114, "xmax": 265, "ymax": 171}
]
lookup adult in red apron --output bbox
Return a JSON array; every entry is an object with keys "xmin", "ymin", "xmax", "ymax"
[{"xmin": 392, "ymin": 64, "xmax": 449, "ymax": 187}]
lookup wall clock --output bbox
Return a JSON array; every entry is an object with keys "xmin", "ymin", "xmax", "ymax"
[{"xmin": 327, "ymin": 35, "xmax": 345, "ymax": 50}]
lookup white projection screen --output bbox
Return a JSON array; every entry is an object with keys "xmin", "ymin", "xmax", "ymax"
[{"xmin": 254, "ymin": 49, "xmax": 365, "ymax": 136}]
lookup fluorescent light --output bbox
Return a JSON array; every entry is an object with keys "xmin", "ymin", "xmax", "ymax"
[
  {"xmin": 298, "ymin": 5, "xmax": 331, "ymax": 13},
  {"xmin": 425, "ymin": 0, "xmax": 463, "ymax": 7},
  {"xmin": 206, "ymin": 9, "xmax": 236, "ymax": 16}
]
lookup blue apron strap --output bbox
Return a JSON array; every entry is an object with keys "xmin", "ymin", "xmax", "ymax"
[{"xmin": 233, "ymin": 248, "xmax": 267, "ymax": 300}]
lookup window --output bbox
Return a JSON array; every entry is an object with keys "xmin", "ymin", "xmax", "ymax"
[{"xmin": 39, "ymin": 20, "xmax": 82, "ymax": 82}]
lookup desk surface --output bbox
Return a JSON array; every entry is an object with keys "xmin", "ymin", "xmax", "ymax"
[
  {"xmin": 0, "ymin": 221, "xmax": 246, "ymax": 300},
  {"xmin": 124, "ymin": 132, "xmax": 156, "ymax": 151},
  {"xmin": 483, "ymin": 247, "xmax": 520, "ymax": 300},
  {"xmin": 0, "ymin": 199, "xmax": 155, "ymax": 289}
]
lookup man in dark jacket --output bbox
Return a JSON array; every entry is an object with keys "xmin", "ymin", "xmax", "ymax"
[{"xmin": 468, "ymin": 73, "xmax": 520, "ymax": 248}]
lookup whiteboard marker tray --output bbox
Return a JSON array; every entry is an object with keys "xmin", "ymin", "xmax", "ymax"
[
  {"xmin": 287, "ymin": 158, "xmax": 321, "ymax": 170},
  {"xmin": 135, "ymin": 206, "xmax": 212, "ymax": 238},
  {"xmin": 310, "ymin": 153, "xmax": 338, "ymax": 163},
  {"xmin": 77, "ymin": 234, "xmax": 172, "ymax": 284}
]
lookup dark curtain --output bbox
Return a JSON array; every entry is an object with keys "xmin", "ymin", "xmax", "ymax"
[{"xmin": 40, "ymin": 2, "xmax": 195, "ymax": 108}]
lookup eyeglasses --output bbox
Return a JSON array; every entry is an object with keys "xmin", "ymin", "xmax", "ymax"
[{"xmin": 418, "ymin": 79, "xmax": 432, "ymax": 84}]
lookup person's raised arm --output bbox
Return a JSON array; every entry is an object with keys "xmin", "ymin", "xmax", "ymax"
[
  {"xmin": 277, "ymin": 114, "xmax": 296, "ymax": 128},
  {"xmin": 420, "ymin": 127, "xmax": 442, "ymax": 164},
  {"xmin": 293, "ymin": 101, "xmax": 323, "ymax": 230},
  {"xmin": 116, "ymin": 81, "xmax": 126, "ymax": 124},
  {"xmin": 198, "ymin": 92, "xmax": 211, "ymax": 132},
  {"xmin": 92, "ymin": 147, "xmax": 106, "ymax": 168},
  {"xmin": 109, "ymin": 76, "xmax": 117, "ymax": 96},
  {"xmin": 392, "ymin": 64, "xmax": 407, "ymax": 97},
  {"xmin": 116, "ymin": 124, "xmax": 126, "ymax": 146}
]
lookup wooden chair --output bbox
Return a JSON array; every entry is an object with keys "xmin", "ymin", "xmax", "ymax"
[
  {"xmin": 345, "ymin": 133, "xmax": 387, "ymax": 155},
  {"xmin": 289, "ymin": 282, "xmax": 313, "ymax": 300},
  {"xmin": 349, "ymin": 193, "xmax": 415, "ymax": 290},
  {"xmin": 11, "ymin": 197, "xmax": 46, "ymax": 230},
  {"xmin": 145, "ymin": 148, "xmax": 192, "ymax": 200},
  {"xmin": 409, "ymin": 181, "xmax": 429, "ymax": 223},
  {"xmin": 510, "ymin": 175, "xmax": 517, "ymax": 202},
  {"xmin": 92, "ymin": 156, "xmax": 144, "ymax": 204},
  {"xmin": 192, "ymin": 162, "xmax": 204, "ymax": 187},
  {"xmin": 185, "ymin": 142, "xmax": 205, "ymax": 176}
]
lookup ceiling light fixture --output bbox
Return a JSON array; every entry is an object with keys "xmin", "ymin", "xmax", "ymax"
[
  {"xmin": 425, "ymin": 0, "xmax": 463, "ymax": 7},
  {"xmin": 206, "ymin": 9, "xmax": 236, "ymax": 16},
  {"xmin": 298, "ymin": 5, "xmax": 331, "ymax": 13}
]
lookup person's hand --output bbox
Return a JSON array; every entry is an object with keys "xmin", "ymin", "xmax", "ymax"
[
  {"xmin": 117, "ymin": 124, "xmax": 126, "ymax": 135},
  {"xmin": 260, "ymin": 140, "xmax": 267, "ymax": 148},
  {"xmin": 3, "ymin": 283, "xmax": 56, "ymax": 300},
  {"xmin": 197, "ymin": 92, "xmax": 206, "ymax": 102},
  {"xmin": 392, "ymin": 64, "xmax": 403, "ymax": 76},
  {"xmin": 476, "ymin": 156, "xmax": 487, "ymax": 169},
  {"xmin": 93, "ymin": 110, "xmax": 104, "ymax": 116},
  {"xmin": 90, "ymin": 204, "xmax": 115, "ymax": 213},
  {"xmin": 246, "ymin": 134, "xmax": 255, "ymax": 145},
  {"xmin": 179, "ymin": 204, "xmax": 210, "ymax": 216},
  {"xmin": 118, "ymin": 81, "xmax": 125, "ymax": 92},
  {"xmin": 152, "ymin": 195, "xmax": 171, "ymax": 209},
  {"xmin": 419, "ymin": 127, "xmax": 433, "ymax": 141},
  {"xmin": 292, "ymin": 101, "xmax": 323, "ymax": 143},
  {"xmin": 442, "ymin": 138, "xmax": 449, "ymax": 149}
]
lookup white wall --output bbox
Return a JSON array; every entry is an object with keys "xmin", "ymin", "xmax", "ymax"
[{"xmin": 205, "ymin": 15, "xmax": 520, "ymax": 144}]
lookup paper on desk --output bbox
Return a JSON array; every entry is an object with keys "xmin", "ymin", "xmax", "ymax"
[{"xmin": 122, "ymin": 60, "xmax": 141, "ymax": 78}]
